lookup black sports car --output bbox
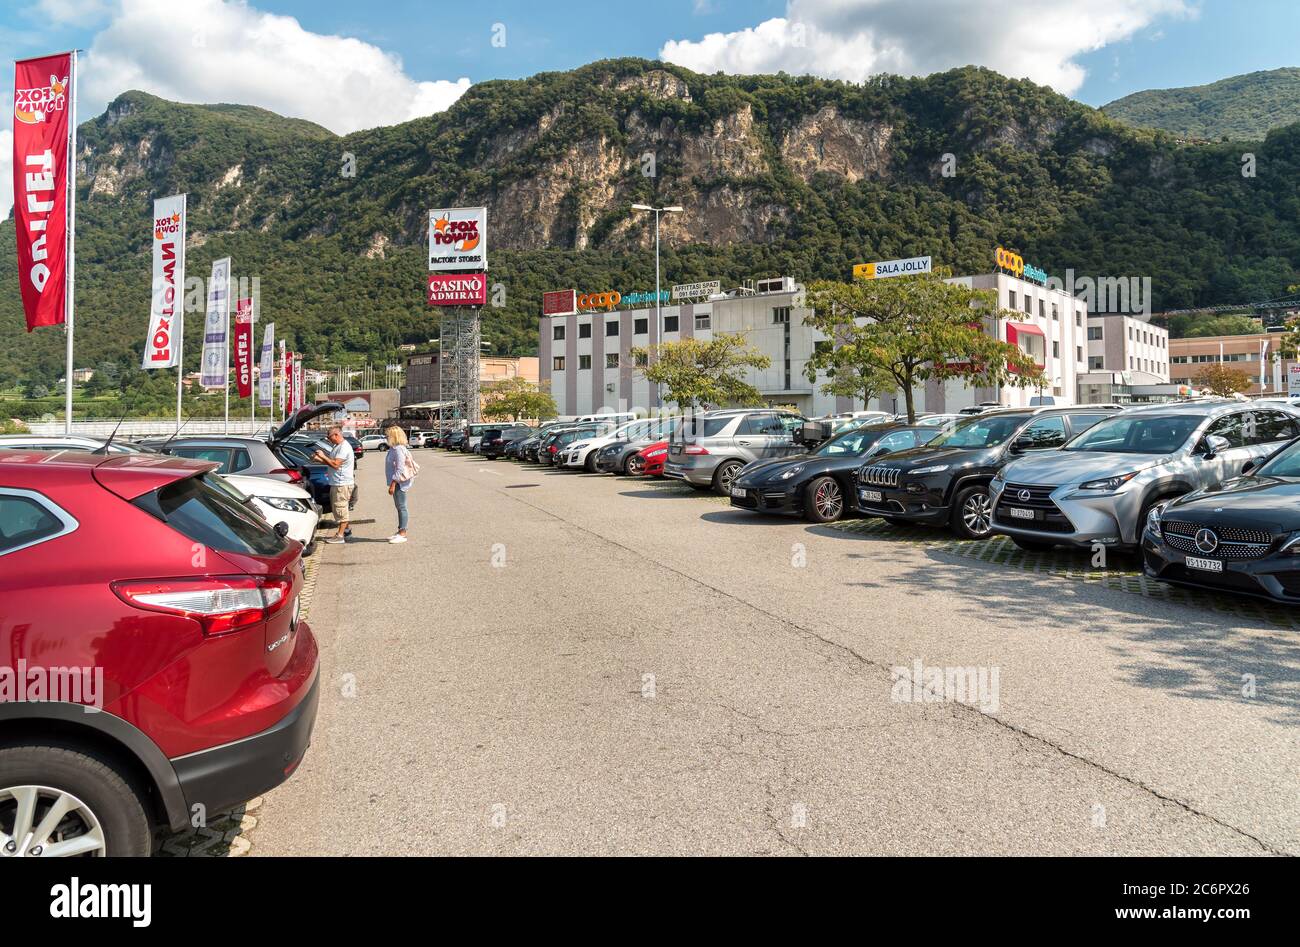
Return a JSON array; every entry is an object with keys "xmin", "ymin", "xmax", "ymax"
[
  {"xmin": 1143, "ymin": 436, "xmax": 1300, "ymax": 603},
  {"xmin": 728, "ymin": 423, "xmax": 945, "ymax": 522}
]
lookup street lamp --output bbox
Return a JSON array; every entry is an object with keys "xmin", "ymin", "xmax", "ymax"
[{"xmin": 631, "ymin": 203, "xmax": 683, "ymax": 411}]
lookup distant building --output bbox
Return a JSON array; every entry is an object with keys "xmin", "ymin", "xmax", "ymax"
[
  {"xmin": 1169, "ymin": 332, "xmax": 1294, "ymax": 396},
  {"xmin": 402, "ymin": 353, "xmax": 539, "ymax": 414},
  {"xmin": 312, "ymin": 388, "xmax": 400, "ymax": 431}
]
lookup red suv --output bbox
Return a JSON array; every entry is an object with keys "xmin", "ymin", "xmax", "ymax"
[{"xmin": 0, "ymin": 449, "xmax": 319, "ymax": 856}]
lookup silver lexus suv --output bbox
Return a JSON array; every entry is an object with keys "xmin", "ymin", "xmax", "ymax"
[
  {"xmin": 663, "ymin": 409, "xmax": 808, "ymax": 495},
  {"xmin": 989, "ymin": 400, "xmax": 1300, "ymax": 551}
]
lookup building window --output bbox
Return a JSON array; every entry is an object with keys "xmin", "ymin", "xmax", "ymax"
[
  {"xmin": 606, "ymin": 320, "xmax": 619, "ymax": 337},
  {"xmin": 634, "ymin": 351, "xmax": 648, "ymax": 367},
  {"xmin": 634, "ymin": 318, "xmax": 648, "ymax": 335},
  {"xmin": 664, "ymin": 315, "xmax": 679, "ymax": 332},
  {"xmin": 1008, "ymin": 291, "xmax": 1016, "ymax": 310},
  {"xmin": 695, "ymin": 312, "xmax": 711, "ymax": 330},
  {"xmin": 1076, "ymin": 310, "xmax": 1083, "ymax": 326},
  {"xmin": 1041, "ymin": 300, "xmax": 1047, "ymax": 319},
  {"xmin": 578, "ymin": 323, "xmax": 591, "ymax": 339},
  {"xmin": 1024, "ymin": 295, "xmax": 1031, "ymax": 315},
  {"xmin": 1087, "ymin": 326, "xmax": 1102, "ymax": 341},
  {"xmin": 1052, "ymin": 341, "xmax": 1060, "ymax": 358},
  {"xmin": 553, "ymin": 356, "xmax": 565, "ymax": 371},
  {"xmin": 772, "ymin": 306, "xmax": 791, "ymax": 324},
  {"xmin": 1088, "ymin": 356, "xmax": 1104, "ymax": 370},
  {"xmin": 814, "ymin": 340, "xmax": 832, "ymax": 356},
  {"xmin": 1076, "ymin": 345, "xmax": 1083, "ymax": 362},
  {"xmin": 606, "ymin": 353, "xmax": 619, "ymax": 369},
  {"xmin": 578, "ymin": 354, "xmax": 591, "ymax": 370},
  {"xmin": 553, "ymin": 324, "xmax": 565, "ymax": 341}
]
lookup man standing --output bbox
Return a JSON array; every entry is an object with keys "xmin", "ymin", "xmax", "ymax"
[{"xmin": 313, "ymin": 426, "xmax": 355, "ymax": 544}]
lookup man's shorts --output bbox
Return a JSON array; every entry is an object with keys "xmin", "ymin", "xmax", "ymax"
[{"xmin": 330, "ymin": 484, "xmax": 355, "ymax": 522}]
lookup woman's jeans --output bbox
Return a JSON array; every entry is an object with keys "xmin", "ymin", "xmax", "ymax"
[{"xmin": 393, "ymin": 487, "xmax": 409, "ymax": 532}]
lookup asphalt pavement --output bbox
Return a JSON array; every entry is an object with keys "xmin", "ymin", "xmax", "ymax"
[{"xmin": 250, "ymin": 449, "xmax": 1299, "ymax": 855}]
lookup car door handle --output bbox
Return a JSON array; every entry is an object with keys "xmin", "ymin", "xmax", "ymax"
[{"xmin": 737, "ymin": 440, "xmax": 751, "ymax": 445}]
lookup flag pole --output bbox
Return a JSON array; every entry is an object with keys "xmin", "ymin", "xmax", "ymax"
[
  {"xmin": 223, "ymin": 273, "xmax": 231, "ymax": 434},
  {"xmin": 175, "ymin": 195, "xmax": 187, "ymax": 432},
  {"xmin": 64, "ymin": 50, "xmax": 78, "ymax": 434}
]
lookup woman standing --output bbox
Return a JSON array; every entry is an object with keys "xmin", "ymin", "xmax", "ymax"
[{"xmin": 384, "ymin": 426, "xmax": 417, "ymax": 544}]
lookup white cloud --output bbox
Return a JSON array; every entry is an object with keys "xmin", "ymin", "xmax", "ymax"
[
  {"xmin": 661, "ymin": 0, "xmax": 1193, "ymax": 97},
  {"xmin": 36, "ymin": 0, "xmax": 113, "ymax": 24},
  {"xmin": 80, "ymin": 0, "xmax": 470, "ymax": 133}
]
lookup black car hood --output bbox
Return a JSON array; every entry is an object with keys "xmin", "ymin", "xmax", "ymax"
[
  {"xmin": 738, "ymin": 452, "xmax": 861, "ymax": 485},
  {"xmin": 1164, "ymin": 476, "xmax": 1300, "ymax": 534},
  {"xmin": 864, "ymin": 444, "xmax": 994, "ymax": 470}
]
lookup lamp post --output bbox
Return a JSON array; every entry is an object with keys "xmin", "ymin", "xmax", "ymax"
[{"xmin": 631, "ymin": 203, "xmax": 683, "ymax": 411}]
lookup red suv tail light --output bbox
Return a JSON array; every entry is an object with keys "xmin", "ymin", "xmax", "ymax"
[
  {"xmin": 112, "ymin": 575, "xmax": 294, "ymax": 636},
  {"xmin": 270, "ymin": 467, "xmax": 304, "ymax": 483}
]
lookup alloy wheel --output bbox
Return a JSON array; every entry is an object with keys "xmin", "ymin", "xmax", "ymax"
[
  {"xmin": 962, "ymin": 492, "xmax": 992, "ymax": 537},
  {"xmin": 0, "ymin": 785, "xmax": 106, "ymax": 857},
  {"xmin": 814, "ymin": 480, "xmax": 843, "ymax": 520},
  {"xmin": 717, "ymin": 463, "xmax": 741, "ymax": 493},
  {"xmin": 627, "ymin": 456, "xmax": 645, "ymax": 476}
]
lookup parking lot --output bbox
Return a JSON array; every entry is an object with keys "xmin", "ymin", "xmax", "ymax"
[{"xmin": 232, "ymin": 448, "xmax": 1298, "ymax": 856}]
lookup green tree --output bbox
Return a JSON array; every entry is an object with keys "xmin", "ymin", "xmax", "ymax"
[
  {"xmin": 1194, "ymin": 364, "xmax": 1253, "ymax": 397},
  {"xmin": 803, "ymin": 271, "xmax": 1045, "ymax": 422},
  {"xmin": 481, "ymin": 377, "xmax": 558, "ymax": 421},
  {"xmin": 631, "ymin": 335, "xmax": 771, "ymax": 410},
  {"xmin": 809, "ymin": 340, "xmax": 898, "ymax": 408}
]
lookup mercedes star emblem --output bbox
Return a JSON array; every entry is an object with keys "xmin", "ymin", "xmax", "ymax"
[{"xmin": 1194, "ymin": 528, "xmax": 1219, "ymax": 554}]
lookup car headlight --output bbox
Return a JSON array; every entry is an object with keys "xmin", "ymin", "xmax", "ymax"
[
  {"xmin": 1145, "ymin": 502, "xmax": 1167, "ymax": 537},
  {"xmin": 569, "ymin": 442, "xmax": 587, "ymax": 451},
  {"xmin": 911, "ymin": 464, "xmax": 949, "ymax": 475},
  {"xmin": 780, "ymin": 465, "xmax": 805, "ymax": 480},
  {"xmin": 261, "ymin": 496, "xmax": 309, "ymax": 513},
  {"xmin": 1079, "ymin": 472, "xmax": 1139, "ymax": 492},
  {"xmin": 1278, "ymin": 531, "xmax": 1300, "ymax": 555},
  {"xmin": 647, "ymin": 449, "xmax": 667, "ymax": 458}
]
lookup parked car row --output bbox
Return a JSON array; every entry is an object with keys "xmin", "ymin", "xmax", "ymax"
[
  {"xmin": 0, "ymin": 438, "xmax": 321, "ymax": 856},
  {"xmin": 442, "ymin": 400, "xmax": 1300, "ymax": 606}
]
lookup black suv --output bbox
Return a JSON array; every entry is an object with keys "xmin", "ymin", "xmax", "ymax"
[
  {"xmin": 855, "ymin": 406, "xmax": 1122, "ymax": 539},
  {"xmin": 481, "ymin": 426, "xmax": 533, "ymax": 459}
]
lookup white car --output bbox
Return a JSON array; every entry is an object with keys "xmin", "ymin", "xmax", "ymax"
[
  {"xmin": 0, "ymin": 434, "xmax": 139, "ymax": 453},
  {"xmin": 359, "ymin": 434, "xmax": 388, "ymax": 451},
  {"xmin": 220, "ymin": 474, "xmax": 321, "ymax": 554},
  {"xmin": 559, "ymin": 416, "xmax": 680, "ymax": 471}
]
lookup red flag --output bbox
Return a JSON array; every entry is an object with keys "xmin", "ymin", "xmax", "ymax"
[
  {"xmin": 234, "ymin": 298, "xmax": 253, "ymax": 398},
  {"xmin": 13, "ymin": 54, "xmax": 73, "ymax": 331},
  {"xmin": 284, "ymin": 351, "xmax": 295, "ymax": 413}
]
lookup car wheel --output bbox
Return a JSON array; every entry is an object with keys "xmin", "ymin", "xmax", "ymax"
[
  {"xmin": 303, "ymin": 540, "xmax": 317, "ymax": 558},
  {"xmin": 1011, "ymin": 536, "xmax": 1056, "ymax": 552},
  {"xmin": 713, "ymin": 461, "xmax": 744, "ymax": 496},
  {"xmin": 951, "ymin": 484, "xmax": 994, "ymax": 540},
  {"xmin": 627, "ymin": 455, "xmax": 646, "ymax": 476},
  {"xmin": 0, "ymin": 745, "xmax": 151, "ymax": 857},
  {"xmin": 804, "ymin": 476, "xmax": 844, "ymax": 523},
  {"xmin": 584, "ymin": 453, "xmax": 597, "ymax": 473}
]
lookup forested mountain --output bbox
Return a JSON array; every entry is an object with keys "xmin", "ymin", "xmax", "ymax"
[
  {"xmin": 1103, "ymin": 68, "xmax": 1300, "ymax": 140},
  {"xmin": 3, "ymin": 57, "xmax": 1300, "ymax": 400}
]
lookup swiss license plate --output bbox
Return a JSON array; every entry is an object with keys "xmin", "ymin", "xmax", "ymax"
[
  {"xmin": 1185, "ymin": 556, "xmax": 1223, "ymax": 573},
  {"xmin": 1007, "ymin": 506, "xmax": 1035, "ymax": 520},
  {"xmin": 730, "ymin": 487, "xmax": 747, "ymax": 499},
  {"xmin": 860, "ymin": 489, "xmax": 882, "ymax": 503}
]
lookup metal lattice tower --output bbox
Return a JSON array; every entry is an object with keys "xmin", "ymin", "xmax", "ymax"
[{"xmin": 439, "ymin": 308, "xmax": 481, "ymax": 424}]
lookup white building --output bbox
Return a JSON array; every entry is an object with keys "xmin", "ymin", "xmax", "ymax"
[
  {"xmin": 1086, "ymin": 314, "xmax": 1170, "ymax": 381},
  {"xmin": 539, "ymin": 268, "xmax": 1102, "ymax": 417}
]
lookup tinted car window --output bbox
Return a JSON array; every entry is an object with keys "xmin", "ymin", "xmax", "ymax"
[
  {"xmin": 231, "ymin": 449, "xmax": 252, "ymax": 472},
  {"xmin": 1260, "ymin": 439, "xmax": 1300, "ymax": 477},
  {"xmin": 815, "ymin": 428, "xmax": 884, "ymax": 457},
  {"xmin": 134, "ymin": 474, "xmax": 287, "ymax": 557},
  {"xmin": 915, "ymin": 429, "xmax": 943, "ymax": 446},
  {"xmin": 681, "ymin": 416, "xmax": 733, "ymax": 438},
  {"xmin": 930, "ymin": 415, "xmax": 1028, "ymax": 449},
  {"xmin": 1245, "ymin": 410, "xmax": 1297, "ymax": 445},
  {"xmin": 1017, "ymin": 416, "xmax": 1067, "ymax": 449},
  {"xmin": 738, "ymin": 414, "xmax": 773, "ymax": 435},
  {"xmin": 1065, "ymin": 412, "xmax": 1113, "ymax": 434},
  {"xmin": 173, "ymin": 447, "xmax": 236, "ymax": 472},
  {"xmin": 1204, "ymin": 413, "xmax": 1246, "ymax": 449},
  {"xmin": 0, "ymin": 494, "xmax": 64, "ymax": 554}
]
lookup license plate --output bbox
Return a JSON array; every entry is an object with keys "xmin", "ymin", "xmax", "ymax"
[
  {"xmin": 1185, "ymin": 556, "xmax": 1223, "ymax": 573},
  {"xmin": 860, "ymin": 489, "xmax": 882, "ymax": 503},
  {"xmin": 1007, "ymin": 506, "xmax": 1035, "ymax": 520},
  {"xmin": 730, "ymin": 487, "xmax": 747, "ymax": 499}
]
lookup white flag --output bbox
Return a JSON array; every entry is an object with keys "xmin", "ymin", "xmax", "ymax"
[{"xmin": 142, "ymin": 194, "xmax": 186, "ymax": 370}]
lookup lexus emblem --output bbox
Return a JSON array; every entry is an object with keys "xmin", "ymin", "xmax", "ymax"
[
  {"xmin": 1194, "ymin": 528, "xmax": 1219, "ymax": 554},
  {"xmin": 1017, "ymin": 489, "xmax": 1032, "ymax": 502}
]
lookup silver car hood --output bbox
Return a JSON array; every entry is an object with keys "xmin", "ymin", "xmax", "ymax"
[{"xmin": 1002, "ymin": 449, "xmax": 1173, "ymax": 487}]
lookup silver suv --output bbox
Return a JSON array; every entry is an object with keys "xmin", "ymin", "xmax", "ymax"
[
  {"xmin": 663, "ymin": 409, "xmax": 807, "ymax": 495},
  {"xmin": 989, "ymin": 400, "xmax": 1300, "ymax": 551}
]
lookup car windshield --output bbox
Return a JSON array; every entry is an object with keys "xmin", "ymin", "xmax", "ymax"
[
  {"xmin": 1064, "ymin": 414, "xmax": 1201, "ymax": 454},
  {"xmin": 927, "ymin": 415, "xmax": 1028, "ymax": 449},
  {"xmin": 814, "ymin": 428, "xmax": 883, "ymax": 457},
  {"xmin": 1259, "ymin": 439, "xmax": 1300, "ymax": 477}
]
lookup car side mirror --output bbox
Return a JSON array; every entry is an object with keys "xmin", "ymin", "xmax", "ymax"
[
  {"xmin": 1200, "ymin": 434, "xmax": 1230, "ymax": 459},
  {"xmin": 1009, "ymin": 435, "xmax": 1033, "ymax": 454},
  {"xmin": 1241, "ymin": 458, "xmax": 1260, "ymax": 476},
  {"xmin": 273, "ymin": 521, "xmax": 290, "ymax": 538}
]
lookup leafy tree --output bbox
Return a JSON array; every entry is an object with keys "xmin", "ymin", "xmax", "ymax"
[
  {"xmin": 809, "ymin": 339, "xmax": 898, "ymax": 408},
  {"xmin": 631, "ymin": 335, "xmax": 771, "ymax": 410},
  {"xmin": 1194, "ymin": 364, "xmax": 1253, "ymax": 396},
  {"xmin": 803, "ymin": 271, "xmax": 1045, "ymax": 422},
  {"xmin": 1179, "ymin": 315, "xmax": 1263, "ymax": 338},
  {"xmin": 481, "ymin": 377, "xmax": 557, "ymax": 421},
  {"xmin": 1, "ymin": 418, "xmax": 29, "ymax": 434}
]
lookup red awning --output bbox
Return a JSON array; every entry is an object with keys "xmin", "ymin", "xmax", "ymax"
[{"xmin": 1005, "ymin": 321, "xmax": 1045, "ymax": 340}]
